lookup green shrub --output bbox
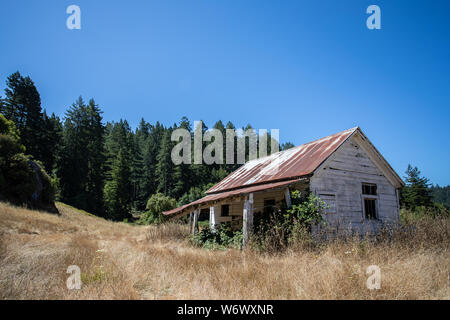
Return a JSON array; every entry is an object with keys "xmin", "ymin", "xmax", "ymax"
[
  {"xmin": 0, "ymin": 115, "xmax": 55, "ymax": 211},
  {"xmin": 0, "ymin": 152, "xmax": 36, "ymax": 203},
  {"xmin": 191, "ymin": 223, "xmax": 243, "ymax": 250},
  {"xmin": 139, "ymin": 193, "xmax": 177, "ymax": 224},
  {"xmin": 252, "ymin": 191, "xmax": 327, "ymax": 251},
  {"xmin": 0, "ymin": 114, "xmax": 20, "ymax": 141}
]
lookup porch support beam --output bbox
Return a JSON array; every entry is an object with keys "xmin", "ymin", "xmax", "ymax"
[
  {"xmin": 284, "ymin": 187, "xmax": 292, "ymax": 208},
  {"xmin": 192, "ymin": 209, "xmax": 199, "ymax": 235},
  {"xmin": 242, "ymin": 193, "xmax": 254, "ymax": 247},
  {"xmin": 210, "ymin": 206, "xmax": 217, "ymax": 231}
]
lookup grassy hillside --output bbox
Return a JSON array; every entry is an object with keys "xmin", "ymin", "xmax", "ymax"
[{"xmin": 0, "ymin": 201, "xmax": 448, "ymax": 300}]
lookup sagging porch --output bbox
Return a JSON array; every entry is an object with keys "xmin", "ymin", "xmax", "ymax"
[{"xmin": 163, "ymin": 178, "xmax": 309, "ymax": 246}]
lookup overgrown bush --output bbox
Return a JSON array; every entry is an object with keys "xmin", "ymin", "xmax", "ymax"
[
  {"xmin": 0, "ymin": 114, "xmax": 56, "ymax": 211},
  {"xmin": 191, "ymin": 223, "xmax": 243, "ymax": 250},
  {"xmin": 252, "ymin": 191, "xmax": 327, "ymax": 252},
  {"xmin": 138, "ymin": 193, "xmax": 177, "ymax": 224}
]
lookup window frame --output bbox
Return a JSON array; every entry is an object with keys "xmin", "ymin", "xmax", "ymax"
[
  {"xmin": 361, "ymin": 183, "xmax": 379, "ymax": 220},
  {"xmin": 362, "ymin": 183, "xmax": 377, "ymax": 196}
]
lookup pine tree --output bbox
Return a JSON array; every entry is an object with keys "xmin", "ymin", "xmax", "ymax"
[
  {"xmin": 400, "ymin": 164, "xmax": 433, "ymax": 209},
  {"xmin": 104, "ymin": 149, "xmax": 132, "ymax": 221},
  {"xmin": 143, "ymin": 122, "xmax": 165, "ymax": 196},
  {"xmin": 156, "ymin": 128, "xmax": 175, "ymax": 196},
  {"xmin": 58, "ymin": 97, "xmax": 105, "ymax": 215},
  {"xmin": 130, "ymin": 118, "xmax": 152, "ymax": 210},
  {"xmin": 103, "ymin": 120, "xmax": 134, "ymax": 217},
  {"xmin": 40, "ymin": 111, "xmax": 63, "ymax": 172},
  {"xmin": 172, "ymin": 117, "xmax": 193, "ymax": 198},
  {"xmin": 85, "ymin": 99, "xmax": 106, "ymax": 214},
  {"xmin": 2, "ymin": 72, "xmax": 45, "ymax": 163}
]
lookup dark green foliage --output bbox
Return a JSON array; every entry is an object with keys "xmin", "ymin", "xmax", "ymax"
[
  {"xmin": 0, "ymin": 114, "xmax": 21, "ymax": 141},
  {"xmin": 144, "ymin": 122, "xmax": 165, "ymax": 193},
  {"xmin": 131, "ymin": 119, "xmax": 149, "ymax": 210},
  {"xmin": 253, "ymin": 191, "xmax": 327, "ymax": 251},
  {"xmin": 430, "ymin": 185, "xmax": 450, "ymax": 209},
  {"xmin": 139, "ymin": 193, "xmax": 177, "ymax": 224},
  {"xmin": 1, "ymin": 72, "xmax": 44, "ymax": 160},
  {"xmin": 156, "ymin": 129, "xmax": 175, "ymax": 196},
  {"xmin": 281, "ymin": 142, "xmax": 295, "ymax": 150},
  {"xmin": 57, "ymin": 97, "xmax": 105, "ymax": 215},
  {"xmin": 40, "ymin": 112, "xmax": 63, "ymax": 172},
  {"xmin": 0, "ymin": 115, "xmax": 35, "ymax": 202},
  {"xmin": 0, "ymin": 148, "xmax": 36, "ymax": 204},
  {"xmin": 178, "ymin": 183, "xmax": 214, "ymax": 206},
  {"xmin": 191, "ymin": 223, "xmax": 243, "ymax": 250},
  {"xmin": 104, "ymin": 150, "xmax": 132, "ymax": 221},
  {"xmin": 0, "ymin": 114, "xmax": 55, "ymax": 212},
  {"xmin": 400, "ymin": 165, "xmax": 433, "ymax": 210},
  {"xmin": 177, "ymin": 187, "xmax": 203, "ymax": 206}
]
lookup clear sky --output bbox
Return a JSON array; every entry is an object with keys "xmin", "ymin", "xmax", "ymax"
[{"xmin": 0, "ymin": 0, "xmax": 449, "ymax": 185}]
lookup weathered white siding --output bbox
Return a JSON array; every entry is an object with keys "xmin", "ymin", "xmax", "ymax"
[{"xmin": 310, "ymin": 135, "xmax": 400, "ymax": 235}]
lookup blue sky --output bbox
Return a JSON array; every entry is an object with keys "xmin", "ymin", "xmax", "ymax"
[{"xmin": 0, "ymin": 0, "xmax": 449, "ymax": 185}]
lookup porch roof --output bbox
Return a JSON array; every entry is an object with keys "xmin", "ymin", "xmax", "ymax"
[{"xmin": 162, "ymin": 178, "xmax": 302, "ymax": 217}]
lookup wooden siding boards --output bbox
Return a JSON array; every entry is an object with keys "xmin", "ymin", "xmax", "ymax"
[{"xmin": 310, "ymin": 135, "xmax": 400, "ymax": 234}]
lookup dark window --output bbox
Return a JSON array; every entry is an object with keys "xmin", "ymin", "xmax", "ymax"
[
  {"xmin": 263, "ymin": 199, "xmax": 276, "ymax": 214},
  {"xmin": 364, "ymin": 199, "xmax": 377, "ymax": 219},
  {"xmin": 362, "ymin": 183, "xmax": 377, "ymax": 195},
  {"xmin": 221, "ymin": 204, "xmax": 230, "ymax": 217}
]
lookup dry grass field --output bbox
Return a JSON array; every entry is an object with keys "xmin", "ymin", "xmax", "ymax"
[{"xmin": 0, "ymin": 201, "xmax": 448, "ymax": 300}]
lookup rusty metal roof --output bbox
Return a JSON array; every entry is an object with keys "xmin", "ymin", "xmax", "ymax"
[
  {"xmin": 163, "ymin": 127, "xmax": 359, "ymax": 216},
  {"xmin": 206, "ymin": 127, "xmax": 358, "ymax": 194},
  {"xmin": 163, "ymin": 178, "xmax": 302, "ymax": 216}
]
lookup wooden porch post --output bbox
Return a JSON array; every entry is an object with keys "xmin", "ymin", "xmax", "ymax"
[
  {"xmin": 242, "ymin": 193, "xmax": 254, "ymax": 247},
  {"xmin": 209, "ymin": 206, "xmax": 216, "ymax": 231},
  {"xmin": 284, "ymin": 188, "xmax": 292, "ymax": 208},
  {"xmin": 189, "ymin": 212, "xmax": 193, "ymax": 230},
  {"xmin": 192, "ymin": 209, "xmax": 199, "ymax": 235}
]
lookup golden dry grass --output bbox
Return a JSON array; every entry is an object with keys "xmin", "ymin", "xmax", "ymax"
[{"xmin": 0, "ymin": 201, "xmax": 448, "ymax": 300}]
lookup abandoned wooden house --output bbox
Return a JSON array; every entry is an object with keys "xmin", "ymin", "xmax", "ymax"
[{"xmin": 163, "ymin": 127, "xmax": 404, "ymax": 243}]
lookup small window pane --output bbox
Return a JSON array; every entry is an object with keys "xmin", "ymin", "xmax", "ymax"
[
  {"xmin": 362, "ymin": 184, "xmax": 377, "ymax": 195},
  {"xmin": 221, "ymin": 204, "xmax": 230, "ymax": 217}
]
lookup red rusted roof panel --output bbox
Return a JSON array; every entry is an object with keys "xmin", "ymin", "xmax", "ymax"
[
  {"xmin": 163, "ymin": 178, "xmax": 301, "ymax": 216},
  {"xmin": 206, "ymin": 127, "xmax": 358, "ymax": 194}
]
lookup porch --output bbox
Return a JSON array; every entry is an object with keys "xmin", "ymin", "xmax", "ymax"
[{"xmin": 183, "ymin": 179, "xmax": 308, "ymax": 246}]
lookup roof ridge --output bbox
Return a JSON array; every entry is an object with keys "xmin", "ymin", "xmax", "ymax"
[{"xmin": 240, "ymin": 126, "xmax": 360, "ymax": 165}]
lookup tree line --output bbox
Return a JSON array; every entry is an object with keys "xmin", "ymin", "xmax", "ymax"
[{"xmin": 0, "ymin": 71, "xmax": 291, "ymax": 221}]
